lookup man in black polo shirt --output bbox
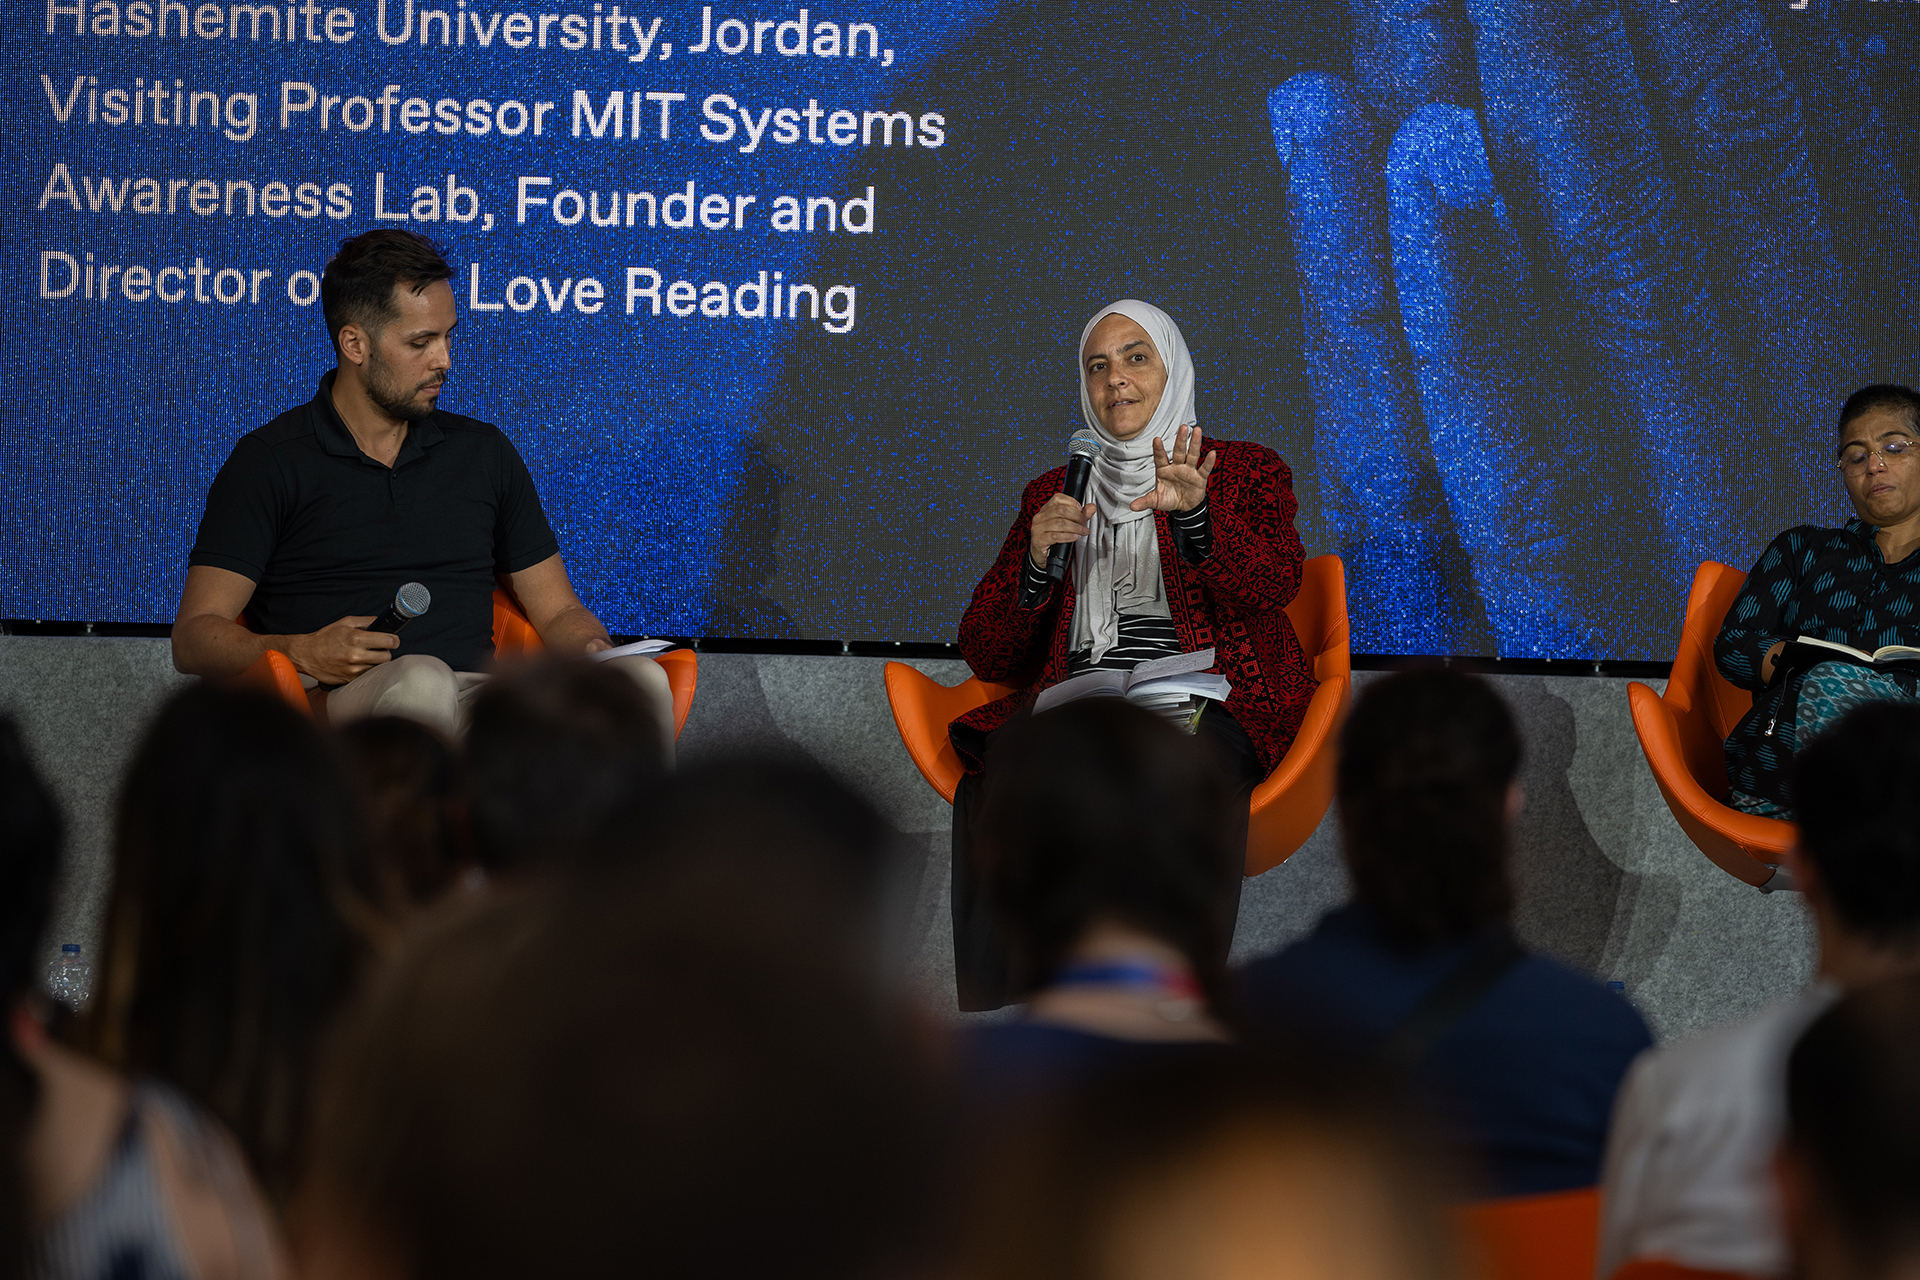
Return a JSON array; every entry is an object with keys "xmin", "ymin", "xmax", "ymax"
[{"xmin": 172, "ymin": 229, "xmax": 670, "ymax": 744}]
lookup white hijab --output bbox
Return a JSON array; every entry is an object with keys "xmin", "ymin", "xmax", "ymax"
[{"xmin": 1069, "ymin": 299, "xmax": 1198, "ymax": 663}]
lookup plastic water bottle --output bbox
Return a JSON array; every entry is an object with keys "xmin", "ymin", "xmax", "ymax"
[{"xmin": 47, "ymin": 944, "xmax": 91, "ymax": 1012}]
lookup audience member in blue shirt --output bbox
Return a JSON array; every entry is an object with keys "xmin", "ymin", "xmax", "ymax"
[
  {"xmin": 954, "ymin": 699, "xmax": 1244, "ymax": 1115},
  {"xmin": 1235, "ymin": 669, "xmax": 1653, "ymax": 1199}
]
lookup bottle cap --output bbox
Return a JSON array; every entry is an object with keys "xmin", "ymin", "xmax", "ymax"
[{"xmin": 61, "ymin": 943, "xmax": 81, "ymax": 955}]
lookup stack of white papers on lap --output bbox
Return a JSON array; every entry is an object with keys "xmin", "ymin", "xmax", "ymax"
[
  {"xmin": 590, "ymin": 638, "xmax": 676, "ymax": 661},
  {"xmin": 1032, "ymin": 648, "xmax": 1232, "ymax": 716}
]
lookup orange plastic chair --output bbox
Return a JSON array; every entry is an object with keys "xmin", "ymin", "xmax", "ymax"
[
  {"xmin": 233, "ymin": 585, "xmax": 699, "ymax": 739},
  {"xmin": 485, "ymin": 586, "xmax": 699, "ymax": 739},
  {"xmin": 1457, "ymin": 1186, "xmax": 1599, "ymax": 1280},
  {"xmin": 1626, "ymin": 562, "xmax": 1795, "ymax": 888},
  {"xmin": 1609, "ymin": 1261, "xmax": 1759, "ymax": 1280},
  {"xmin": 883, "ymin": 554, "xmax": 1352, "ymax": 876}
]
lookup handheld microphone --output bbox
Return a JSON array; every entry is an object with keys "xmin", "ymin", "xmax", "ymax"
[
  {"xmin": 364, "ymin": 582, "xmax": 431, "ymax": 635},
  {"xmin": 1047, "ymin": 431, "xmax": 1104, "ymax": 582}
]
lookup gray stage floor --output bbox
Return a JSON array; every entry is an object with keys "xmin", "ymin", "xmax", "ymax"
[{"xmin": 0, "ymin": 638, "xmax": 1814, "ymax": 1043}]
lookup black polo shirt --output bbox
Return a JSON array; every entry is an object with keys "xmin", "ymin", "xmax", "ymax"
[{"xmin": 189, "ymin": 372, "xmax": 560, "ymax": 671}]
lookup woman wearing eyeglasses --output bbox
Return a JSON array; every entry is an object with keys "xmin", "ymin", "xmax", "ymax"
[{"xmin": 1716, "ymin": 384, "xmax": 1920, "ymax": 818}]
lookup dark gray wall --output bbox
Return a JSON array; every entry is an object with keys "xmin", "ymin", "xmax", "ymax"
[{"xmin": 0, "ymin": 639, "xmax": 1814, "ymax": 1041}]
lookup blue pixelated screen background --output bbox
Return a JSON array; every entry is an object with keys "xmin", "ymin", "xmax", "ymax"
[{"xmin": 4, "ymin": 0, "xmax": 1918, "ymax": 658}]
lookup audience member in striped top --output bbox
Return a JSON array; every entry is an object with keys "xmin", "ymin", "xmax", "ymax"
[{"xmin": 1, "ymin": 715, "xmax": 288, "ymax": 1280}]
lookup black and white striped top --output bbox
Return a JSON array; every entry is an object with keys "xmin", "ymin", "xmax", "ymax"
[{"xmin": 1020, "ymin": 500, "xmax": 1213, "ymax": 673}]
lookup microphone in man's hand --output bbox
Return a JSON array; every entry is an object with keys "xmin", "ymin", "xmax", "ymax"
[
  {"xmin": 1048, "ymin": 431, "xmax": 1105, "ymax": 583},
  {"xmin": 364, "ymin": 582, "xmax": 432, "ymax": 635}
]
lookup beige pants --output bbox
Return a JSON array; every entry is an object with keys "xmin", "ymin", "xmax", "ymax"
[{"xmin": 319, "ymin": 652, "xmax": 676, "ymax": 764}]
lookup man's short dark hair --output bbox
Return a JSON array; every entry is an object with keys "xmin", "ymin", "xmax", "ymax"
[
  {"xmin": 1792, "ymin": 702, "xmax": 1920, "ymax": 948},
  {"xmin": 465, "ymin": 658, "xmax": 667, "ymax": 872},
  {"xmin": 320, "ymin": 229, "xmax": 453, "ymax": 355},
  {"xmin": 1338, "ymin": 669, "xmax": 1520, "ymax": 950},
  {"xmin": 1787, "ymin": 973, "xmax": 1920, "ymax": 1275},
  {"xmin": 1837, "ymin": 384, "xmax": 1920, "ymax": 445}
]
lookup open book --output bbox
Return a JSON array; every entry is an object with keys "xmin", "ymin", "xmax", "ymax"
[
  {"xmin": 1032, "ymin": 647, "xmax": 1233, "ymax": 721},
  {"xmin": 590, "ymin": 637, "xmax": 675, "ymax": 661},
  {"xmin": 1779, "ymin": 636, "xmax": 1920, "ymax": 673}
]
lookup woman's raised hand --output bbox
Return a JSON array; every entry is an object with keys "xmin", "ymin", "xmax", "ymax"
[
  {"xmin": 1130, "ymin": 425, "xmax": 1217, "ymax": 513},
  {"xmin": 1029, "ymin": 495, "xmax": 1097, "ymax": 569}
]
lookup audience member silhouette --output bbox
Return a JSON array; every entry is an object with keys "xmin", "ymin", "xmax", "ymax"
[
  {"xmin": 1600, "ymin": 701, "xmax": 1920, "ymax": 1279},
  {"xmin": 337, "ymin": 716, "xmax": 474, "ymax": 915},
  {"xmin": 957, "ymin": 1050, "xmax": 1462, "ymax": 1280},
  {"xmin": 1781, "ymin": 973, "xmax": 1920, "ymax": 1280},
  {"xmin": 1237, "ymin": 669, "xmax": 1651, "ymax": 1196},
  {"xmin": 296, "ymin": 862, "xmax": 938, "ymax": 1280},
  {"xmin": 71, "ymin": 685, "xmax": 380, "ymax": 1209},
  {"xmin": 957, "ymin": 700, "xmax": 1241, "ymax": 1112},
  {"xmin": 463, "ymin": 656, "xmax": 669, "ymax": 872},
  {"xmin": 625, "ymin": 755, "xmax": 917, "ymax": 981},
  {"xmin": 1, "ymin": 714, "xmax": 287, "ymax": 1280}
]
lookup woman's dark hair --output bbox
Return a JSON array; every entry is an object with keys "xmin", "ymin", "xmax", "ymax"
[
  {"xmin": 305, "ymin": 863, "xmax": 936, "ymax": 1280},
  {"xmin": 1787, "ymin": 973, "xmax": 1920, "ymax": 1276},
  {"xmin": 465, "ymin": 657, "xmax": 668, "ymax": 872},
  {"xmin": 979, "ymin": 700, "xmax": 1240, "ymax": 1002},
  {"xmin": 1793, "ymin": 702, "xmax": 1920, "ymax": 948},
  {"xmin": 319, "ymin": 228, "xmax": 453, "ymax": 354},
  {"xmin": 75, "ymin": 684, "xmax": 377, "ymax": 1208},
  {"xmin": 0, "ymin": 718, "xmax": 64, "ymax": 1280},
  {"xmin": 336, "ymin": 717, "xmax": 472, "ymax": 913},
  {"xmin": 1836, "ymin": 384, "xmax": 1920, "ymax": 442},
  {"xmin": 959, "ymin": 1049, "xmax": 1460, "ymax": 1280},
  {"xmin": 1338, "ymin": 670, "xmax": 1520, "ymax": 950}
]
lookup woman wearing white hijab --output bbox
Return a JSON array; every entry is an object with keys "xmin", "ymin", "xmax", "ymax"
[{"xmin": 948, "ymin": 300, "xmax": 1317, "ymax": 1011}]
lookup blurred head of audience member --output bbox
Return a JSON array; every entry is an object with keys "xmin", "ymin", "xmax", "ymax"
[
  {"xmin": 1783, "ymin": 973, "xmax": 1920, "ymax": 1280},
  {"xmin": 336, "ymin": 717, "xmax": 473, "ymax": 914},
  {"xmin": 1, "ymin": 716, "xmax": 63, "ymax": 1268},
  {"xmin": 1338, "ymin": 669, "xmax": 1521, "ymax": 951},
  {"xmin": 77, "ymin": 684, "xmax": 377, "ymax": 1208},
  {"xmin": 961, "ymin": 1049, "xmax": 1461, "ymax": 1280},
  {"xmin": 297, "ymin": 863, "xmax": 936, "ymax": 1280},
  {"xmin": 980, "ymin": 700, "xmax": 1240, "ymax": 1038},
  {"xmin": 1789, "ymin": 702, "xmax": 1920, "ymax": 986},
  {"xmin": 464, "ymin": 657, "xmax": 668, "ymax": 872},
  {"xmin": 3, "ymin": 713, "xmax": 289, "ymax": 1279},
  {"xmin": 628, "ymin": 754, "xmax": 913, "ymax": 975}
]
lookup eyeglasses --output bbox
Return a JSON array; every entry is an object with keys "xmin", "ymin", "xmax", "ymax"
[{"xmin": 1836, "ymin": 437, "xmax": 1920, "ymax": 474}]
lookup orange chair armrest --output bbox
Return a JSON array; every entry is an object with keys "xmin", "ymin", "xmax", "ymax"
[
  {"xmin": 653, "ymin": 649, "xmax": 697, "ymax": 740},
  {"xmin": 491, "ymin": 586, "xmax": 545, "ymax": 657},
  {"xmin": 1629, "ymin": 682, "xmax": 1795, "ymax": 885},
  {"xmin": 1243, "ymin": 673, "xmax": 1350, "ymax": 876},
  {"xmin": 233, "ymin": 648, "xmax": 314, "ymax": 718},
  {"xmin": 885, "ymin": 662, "xmax": 1010, "ymax": 804}
]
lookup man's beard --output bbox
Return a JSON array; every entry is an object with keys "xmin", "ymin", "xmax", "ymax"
[{"xmin": 366, "ymin": 350, "xmax": 444, "ymax": 423}]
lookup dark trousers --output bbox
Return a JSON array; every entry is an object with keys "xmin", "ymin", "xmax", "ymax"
[{"xmin": 949, "ymin": 705, "xmax": 1267, "ymax": 1012}]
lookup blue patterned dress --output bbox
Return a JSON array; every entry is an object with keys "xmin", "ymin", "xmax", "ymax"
[{"xmin": 1716, "ymin": 520, "xmax": 1920, "ymax": 815}]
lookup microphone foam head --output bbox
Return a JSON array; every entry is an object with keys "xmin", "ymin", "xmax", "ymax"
[
  {"xmin": 1067, "ymin": 431, "xmax": 1104, "ymax": 461},
  {"xmin": 395, "ymin": 582, "xmax": 432, "ymax": 619}
]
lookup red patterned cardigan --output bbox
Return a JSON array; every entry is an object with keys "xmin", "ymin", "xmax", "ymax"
[{"xmin": 953, "ymin": 438, "xmax": 1317, "ymax": 775}]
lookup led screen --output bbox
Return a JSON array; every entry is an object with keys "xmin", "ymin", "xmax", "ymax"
[{"xmin": 6, "ymin": 0, "xmax": 1917, "ymax": 656}]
